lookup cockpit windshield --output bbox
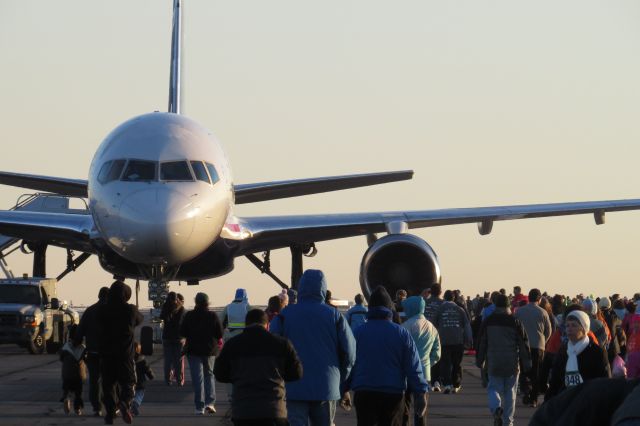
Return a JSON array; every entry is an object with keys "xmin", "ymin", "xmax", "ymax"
[
  {"xmin": 160, "ymin": 161, "xmax": 193, "ymax": 181},
  {"xmin": 0, "ymin": 285, "xmax": 41, "ymax": 305},
  {"xmin": 122, "ymin": 160, "xmax": 157, "ymax": 182}
]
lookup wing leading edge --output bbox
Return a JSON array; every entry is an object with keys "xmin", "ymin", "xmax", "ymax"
[
  {"xmin": 0, "ymin": 170, "xmax": 413, "ymax": 203},
  {"xmin": 233, "ymin": 198, "xmax": 640, "ymax": 254},
  {"xmin": 0, "ymin": 210, "xmax": 95, "ymax": 252}
]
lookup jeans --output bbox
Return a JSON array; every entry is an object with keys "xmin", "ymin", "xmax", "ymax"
[
  {"xmin": 163, "ymin": 341, "xmax": 184, "ymax": 384},
  {"xmin": 187, "ymin": 355, "xmax": 215, "ymax": 410},
  {"xmin": 487, "ymin": 374, "xmax": 519, "ymax": 426},
  {"xmin": 287, "ymin": 400, "xmax": 336, "ymax": 426},
  {"xmin": 133, "ymin": 389, "xmax": 145, "ymax": 407}
]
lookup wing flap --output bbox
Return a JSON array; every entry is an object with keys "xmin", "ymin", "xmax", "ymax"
[
  {"xmin": 0, "ymin": 171, "xmax": 88, "ymax": 197},
  {"xmin": 233, "ymin": 170, "xmax": 413, "ymax": 204},
  {"xmin": 233, "ymin": 198, "xmax": 640, "ymax": 254}
]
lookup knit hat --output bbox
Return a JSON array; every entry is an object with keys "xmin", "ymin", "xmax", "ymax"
[
  {"xmin": 368, "ymin": 286, "xmax": 394, "ymax": 310},
  {"xmin": 567, "ymin": 310, "xmax": 590, "ymax": 334},
  {"xmin": 598, "ymin": 297, "xmax": 611, "ymax": 310},
  {"xmin": 582, "ymin": 298, "xmax": 598, "ymax": 316}
]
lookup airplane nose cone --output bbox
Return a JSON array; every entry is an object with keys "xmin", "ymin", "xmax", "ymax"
[{"xmin": 118, "ymin": 187, "xmax": 195, "ymax": 263}]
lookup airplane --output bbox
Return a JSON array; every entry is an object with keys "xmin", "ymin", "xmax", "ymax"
[{"xmin": 2, "ymin": 0, "xmax": 640, "ymax": 306}]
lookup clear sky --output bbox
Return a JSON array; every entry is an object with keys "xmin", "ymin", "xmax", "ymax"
[{"xmin": 1, "ymin": 1, "xmax": 640, "ymax": 307}]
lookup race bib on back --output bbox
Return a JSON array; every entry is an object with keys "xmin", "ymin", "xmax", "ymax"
[{"xmin": 565, "ymin": 370, "xmax": 584, "ymax": 387}]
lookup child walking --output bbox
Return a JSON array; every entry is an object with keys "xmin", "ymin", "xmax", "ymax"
[
  {"xmin": 132, "ymin": 341, "xmax": 155, "ymax": 416},
  {"xmin": 60, "ymin": 324, "xmax": 86, "ymax": 415}
]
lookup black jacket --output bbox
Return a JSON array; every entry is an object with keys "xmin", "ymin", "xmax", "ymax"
[
  {"xmin": 135, "ymin": 354, "xmax": 155, "ymax": 390},
  {"xmin": 180, "ymin": 307, "xmax": 224, "ymax": 357},
  {"xmin": 546, "ymin": 338, "xmax": 611, "ymax": 400},
  {"xmin": 161, "ymin": 305, "xmax": 185, "ymax": 342},
  {"xmin": 75, "ymin": 301, "xmax": 105, "ymax": 353},
  {"xmin": 476, "ymin": 308, "xmax": 532, "ymax": 377},
  {"xmin": 213, "ymin": 325, "xmax": 302, "ymax": 420},
  {"xmin": 96, "ymin": 287, "xmax": 143, "ymax": 359},
  {"xmin": 531, "ymin": 378, "xmax": 640, "ymax": 426}
]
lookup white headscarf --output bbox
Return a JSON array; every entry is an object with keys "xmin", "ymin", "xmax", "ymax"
[{"xmin": 565, "ymin": 310, "xmax": 591, "ymax": 376}]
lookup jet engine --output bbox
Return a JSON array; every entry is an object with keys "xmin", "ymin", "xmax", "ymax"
[{"xmin": 359, "ymin": 234, "xmax": 441, "ymax": 300}]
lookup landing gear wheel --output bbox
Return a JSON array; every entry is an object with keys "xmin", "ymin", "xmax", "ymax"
[{"xmin": 28, "ymin": 331, "xmax": 45, "ymax": 354}]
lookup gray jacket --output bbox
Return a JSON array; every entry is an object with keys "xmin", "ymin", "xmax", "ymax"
[
  {"xmin": 476, "ymin": 308, "xmax": 531, "ymax": 377},
  {"xmin": 514, "ymin": 303, "xmax": 551, "ymax": 350},
  {"xmin": 434, "ymin": 301, "xmax": 472, "ymax": 347}
]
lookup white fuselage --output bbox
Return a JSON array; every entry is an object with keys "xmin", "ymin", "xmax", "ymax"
[{"xmin": 88, "ymin": 113, "xmax": 233, "ymax": 266}]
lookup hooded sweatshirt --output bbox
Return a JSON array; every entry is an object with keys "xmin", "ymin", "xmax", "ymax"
[
  {"xmin": 348, "ymin": 288, "xmax": 428, "ymax": 394},
  {"xmin": 269, "ymin": 269, "xmax": 356, "ymax": 401},
  {"xmin": 401, "ymin": 296, "xmax": 441, "ymax": 381}
]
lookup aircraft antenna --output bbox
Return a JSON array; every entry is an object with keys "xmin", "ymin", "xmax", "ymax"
[{"xmin": 168, "ymin": 0, "xmax": 182, "ymax": 114}]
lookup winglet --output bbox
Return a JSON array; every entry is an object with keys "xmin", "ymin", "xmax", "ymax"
[{"xmin": 168, "ymin": 0, "xmax": 182, "ymax": 114}]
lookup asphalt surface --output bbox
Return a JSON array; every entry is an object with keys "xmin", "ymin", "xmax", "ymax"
[{"xmin": 0, "ymin": 340, "xmax": 537, "ymax": 426}]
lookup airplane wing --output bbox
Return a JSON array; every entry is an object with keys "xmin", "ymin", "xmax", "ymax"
[
  {"xmin": 233, "ymin": 170, "xmax": 413, "ymax": 204},
  {"xmin": 0, "ymin": 170, "xmax": 412, "ymax": 203},
  {"xmin": 0, "ymin": 210, "xmax": 95, "ymax": 252},
  {"xmin": 233, "ymin": 198, "xmax": 640, "ymax": 254},
  {"xmin": 0, "ymin": 171, "xmax": 88, "ymax": 197}
]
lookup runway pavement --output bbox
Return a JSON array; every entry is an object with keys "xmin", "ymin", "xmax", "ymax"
[{"xmin": 0, "ymin": 342, "xmax": 537, "ymax": 426}]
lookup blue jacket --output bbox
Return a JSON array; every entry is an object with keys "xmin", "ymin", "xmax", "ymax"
[
  {"xmin": 270, "ymin": 270, "xmax": 356, "ymax": 401},
  {"xmin": 348, "ymin": 306, "xmax": 428, "ymax": 394},
  {"xmin": 346, "ymin": 304, "xmax": 368, "ymax": 332},
  {"xmin": 401, "ymin": 296, "xmax": 441, "ymax": 382}
]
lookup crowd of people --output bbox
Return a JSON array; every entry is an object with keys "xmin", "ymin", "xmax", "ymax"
[{"xmin": 62, "ymin": 275, "xmax": 640, "ymax": 426}]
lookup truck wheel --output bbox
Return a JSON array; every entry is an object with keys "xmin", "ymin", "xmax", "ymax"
[{"xmin": 28, "ymin": 332, "xmax": 45, "ymax": 354}]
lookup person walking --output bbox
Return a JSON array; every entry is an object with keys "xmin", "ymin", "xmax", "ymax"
[
  {"xmin": 622, "ymin": 298, "xmax": 640, "ymax": 379},
  {"xmin": 476, "ymin": 294, "xmax": 531, "ymax": 426},
  {"xmin": 180, "ymin": 292, "xmax": 224, "ymax": 415},
  {"xmin": 96, "ymin": 280, "xmax": 143, "ymax": 424},
  {"xmin": 347, "ymin": 287, "xmax": 428, "ymax": 426},
  {"xmin": 346, "ymin": 294, "xmax": 368, "ymax": 333},
  {"xmin": 160, "ymin": 292, "xmax": 186, "ymax": 386},
  {"xmin": 60, "ymin": 324, "xmax": 87, "ymax": 416},
  {"xmin": 434, "ymin": 290, "xmax": 472, "ymax": 394},
  {"xmin": 131, "ymin": 341, "xmax": 155, "ymax": 416},
  {"xmin": 424, "ymin": 283, "xmax": 446, "ymax": 392},
  {"xmin": 74, "ymin": 286, "xmax": 109, "ymax": 417},
  {"xmin": 270, "ymin": 269, "xmax": 356, "ymax": 426},
  {"xmin": 401, "ymin": 295, "xmax": 440, "ymax": 426},
  {"xmin": 514, "ymin": 288, "xmax": 552, "ymax": 407},
  {"xmin": 214, "ymin": 309, "xmax": 303, "ymax": 425},
  {"xmin": 222, "ymin": 288, "xmax": 252, "ymax": 341},
  {"xmin": 546, "ymin": 310, "xmax": 611, "ymax": 400}
]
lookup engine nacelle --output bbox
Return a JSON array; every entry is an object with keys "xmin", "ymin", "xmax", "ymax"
[{"xmin": 359, "ymin": 234, "xmax": 441, "ymax": 300}]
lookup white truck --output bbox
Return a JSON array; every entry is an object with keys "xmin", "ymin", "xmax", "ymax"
[{"xmin": 0, "ymin": 278, "xmax": 79, "ymax": 354}]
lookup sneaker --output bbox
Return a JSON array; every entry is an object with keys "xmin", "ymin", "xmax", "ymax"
[
  {"xmin": 118, "ymin": 401, "xmax": 132, "ymax": 424},
  {"xmin": 205, "ymin": 404, "xmax": 216, "ymax": 414},
  {"xmin": 529, "ymin": 399, "xmax": 538, "ymax": 408},
  {"xmin": 75, "ymin": 408, "xmax": 83, "ymax": 416},
  {"xmin": 194, "ymin": 408, "xmax": 205, "ymax": 415},
  {"xmin": 493, "ymin": 407, "xmax": 503, "ymax": 426},
  {"xmin": 443, "ymin": 385, "xmax": 453, "ymax": 394},
  {"xmin": 93, "ymin": 410, "xmax": 103, "ymax": 417},
  {"xmin": 452, "ymin": 386, "xmax": 462, "ymax": 394},
  {"xmin": 432, "ymin": 381, "xmax": 442, "ymax": 392},
  {"xmin": 63, "ymin": 399, "xmax": 71, "ymax": 414}
]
